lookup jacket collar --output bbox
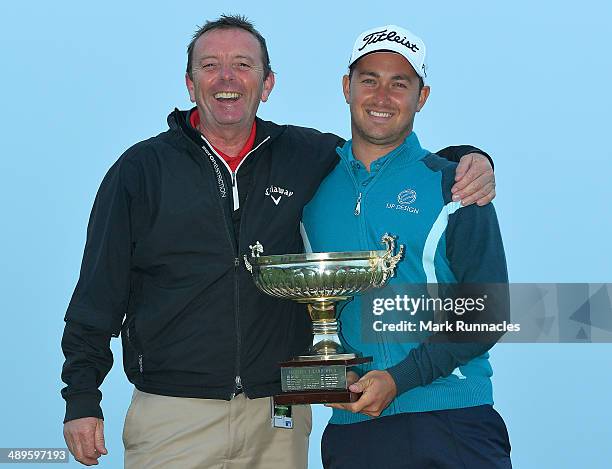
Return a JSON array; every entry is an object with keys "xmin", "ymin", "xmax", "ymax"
[{"xmin": 168, "ymin": 108, "xmax": 286, "ymax": 148}]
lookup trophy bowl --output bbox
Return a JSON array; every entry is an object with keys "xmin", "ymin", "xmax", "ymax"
[
  {"xmin": 245, "ymin": 250, "xmax": 389, "ymax": 302},
  {"xmin": 245, "ymin": 234, "xmax": 403, "ymax": 359},
  {"xmin": 244, "ymin": 234, "xmax": 404, "ymax": 404}
]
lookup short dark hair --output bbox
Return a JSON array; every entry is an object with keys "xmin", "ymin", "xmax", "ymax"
[
  {"xmin": 348, "ymin": 61, "xmax": 424, "ymax": 92},
  {"xmin": 186, "ymin": 14, "xmax": 272, "ymax": 80}
]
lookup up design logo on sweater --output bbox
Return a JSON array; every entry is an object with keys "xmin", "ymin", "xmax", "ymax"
[
  {"xmin": 398, "ymin": 189, "xmax": 417, "ymax": 205},
  {"xmin": 386, "ymin": 188, "xmax": 419, "ymax": 214},
  {"xmin": 265, "ymin": 184, "xmax": 294, "ymax": 206}
]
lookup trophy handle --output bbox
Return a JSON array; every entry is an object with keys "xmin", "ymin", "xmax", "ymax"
[
  {"xmin": 374, "ymin": 233, "xmax": 404, "ymax": 287},
  {"xmin": 244, "ymin": 255, "xmax": 253, "ymax": 273},
  {"xmin": 244, "ymin": 241, "xmax": 264, "ymax": 273}
]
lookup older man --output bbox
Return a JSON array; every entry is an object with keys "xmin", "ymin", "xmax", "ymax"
[
  {"xmin": 302, "ymin": 25, "xmax": 511, "ymax": 468},
  {"xmin": 61, "ymin": 15, "xmax": 496, "ymax": 468}
]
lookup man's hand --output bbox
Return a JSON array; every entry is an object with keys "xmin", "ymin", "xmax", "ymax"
[
  {"xmin": 63, "ymin": 417, "xmax": 107, "ymax": 466},
  {"xmin": 326, "ymin": 370, "xmax": 397, "ymax": 417},
  {"xmin": 452, "ymin": 153, "xmax": 496, "ymax": 206}
]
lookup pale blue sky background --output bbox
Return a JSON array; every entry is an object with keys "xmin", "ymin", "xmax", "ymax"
[{"xmin": 1, "ymin": 1, "xmax": 611, "ymax": 467}]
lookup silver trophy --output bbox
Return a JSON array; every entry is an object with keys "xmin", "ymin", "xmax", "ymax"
[{"xmin": 244, "ymin": 233, "xmax": 403, "ymax": 404}]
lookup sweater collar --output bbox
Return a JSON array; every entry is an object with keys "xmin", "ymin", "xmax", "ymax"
[{"xmin": 336, "ymin": 131, "xmax": 428, "ymax": 170}]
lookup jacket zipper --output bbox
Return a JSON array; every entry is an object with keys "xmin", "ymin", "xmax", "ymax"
[
  {"xmin": 231, "ymin": 256, "xmax": 242, "ymax": 398},
  {"xmin": 231, "ymin": 172, "xmax": 237, "ymax": 209},
  {"xmin": 181, "ymin": 124, "xmax": 275, "ymax": 398},
  {"xmin": 201, "ymin": 135, "xmax": 271, "ymax": 211},
  {"xmin": 224, "ymin": 137, "xmax": 271, "ymax": 397},
  {"xmin": 126, "ymin": 322, "xmax": 144, "ymax": 374},
  {"xmin": 198, "ymin": 134, "xmax": 271, "ymax": 398},
  {"xmin": 181, "ymin": 134, "xmax": 241, "ymax": 396},
  {"xmin": 232, "ymin": 374, "xmax": 243, "ymax": 398}
]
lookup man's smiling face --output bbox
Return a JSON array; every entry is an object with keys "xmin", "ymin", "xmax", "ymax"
[
  {"xmin": 186, "ymin": 27, "xmax": 274, "ymax": 133},
  {"xmin": 344, "ymin": 52, "xmax": 429, "ymax": 148}
]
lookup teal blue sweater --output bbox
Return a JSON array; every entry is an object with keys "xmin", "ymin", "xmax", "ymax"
[{"xmin": 302, "ymin": 133, "xmax": 508, "ymax": 425}]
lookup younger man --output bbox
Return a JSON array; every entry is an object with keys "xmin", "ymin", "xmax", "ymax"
[{"xmin": 303, "ymin": 25, "xmax": 512, "ymax": 468}]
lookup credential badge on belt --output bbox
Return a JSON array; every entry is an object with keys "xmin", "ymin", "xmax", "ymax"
[{"xmin": 270, "ymin": 399, "xmax": 293, "ymax": 429}]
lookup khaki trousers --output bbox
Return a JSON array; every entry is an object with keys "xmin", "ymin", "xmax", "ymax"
[{"xmin": 123, "ymin": 389, "xmax": 311, "ymax": 469}]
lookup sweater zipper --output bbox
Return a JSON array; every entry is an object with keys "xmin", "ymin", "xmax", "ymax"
[
  {"xmin": 343, "ymin": 153, "xmax": 398, "ymax": 218},
  {"xmin": 340, "ymin": 153, "xmax": 398, "ymax": 249},
  {"xmin": 345, "ymin": 154, "xmax": 406, "ymax": 383},
  {"xmin": 354, "ymin": 192, "xmax": 362, "ymax": 216},
  {"xmin": 339, "ymin": 157, "xmax": 365, "ymax": 218},
  {"xmin": 339, "ymin": 158, "xmax": 368, "ymax": 250}
]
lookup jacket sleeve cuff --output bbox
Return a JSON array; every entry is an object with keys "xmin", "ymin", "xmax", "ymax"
[
  {"xmin": 437, "ymin": 145, "xmax": 494, "ymax": 171},
  {"xmin": 64, "ymin": 393, "xmax": 104, "ymax": 423},
  {"xmin": 461, "ymin": 146, "xmax": 494, "ymax": 170},
  {"xmin": 385, "ymin": 356, "xmax": 423, "ymax": 396}
]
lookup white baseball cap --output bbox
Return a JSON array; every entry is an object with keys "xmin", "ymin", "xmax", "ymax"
[{"xmin": 348, "ymin": 24, "xmax": 427, "ymax": 80}]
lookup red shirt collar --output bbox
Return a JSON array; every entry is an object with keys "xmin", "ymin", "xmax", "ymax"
[{"xmin": 189, "ymin": 109, "xmax": 257, "ymax": 172}]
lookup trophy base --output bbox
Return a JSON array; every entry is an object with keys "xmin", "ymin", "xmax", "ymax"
[
  {"xmin": 277, "ymin": 356, "xmax": 372, "ymax": 405},
  {"xmin": 294, "ymin": 353, "xmax": 356, "ymax": 361},
  {"xmin": 274, "ymin": 389, "xmax": 363, "ymax": 405},
  {"xmin": 279, "ymin": 356, "xmax": 372, "ymax": 367}
]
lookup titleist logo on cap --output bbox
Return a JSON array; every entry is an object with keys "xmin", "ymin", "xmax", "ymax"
[
  {"xmin": 358, "ymin": 29, "xmax": 420, "ymax": 53},
  {"xmin": 349, "ymin": 24, "xmax": 428, "ymax": 79}
]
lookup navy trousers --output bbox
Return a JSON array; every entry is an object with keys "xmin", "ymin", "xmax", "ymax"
[{"xmin": 321, "ymin": 405, "xmax": 511, "ymax": 469}]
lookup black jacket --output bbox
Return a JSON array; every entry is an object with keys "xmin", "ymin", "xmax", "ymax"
[{"xmin": 61, "ymin": 109, "xmax": 489, "ymax": 422}]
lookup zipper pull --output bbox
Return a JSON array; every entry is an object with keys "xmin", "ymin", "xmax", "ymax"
[
  {"xmin": 354, "ymin": 192, "xmax": 362, "ymax": 216},
  {"xmin": 231, "ymin": 375, "xmax": 243, "ymax": 398},
  {"xmin": 234, "ymin": 257, "xmax": 240, "ymax": 267},
  {"xmin": 232, "ymin": 171, "xmax": 239, "ymax": 211},
  {"xmin": 138, "ymin": 355, "xmax": 143, "ymax": 373}
]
